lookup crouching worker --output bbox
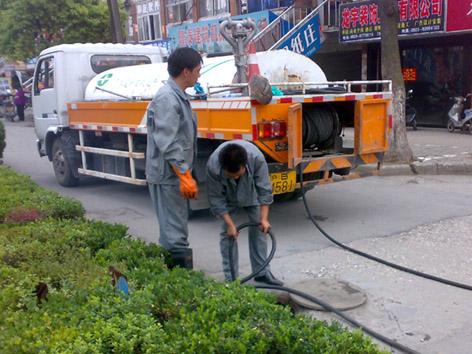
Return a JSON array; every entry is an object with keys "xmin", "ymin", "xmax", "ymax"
[
  {"xmin": 146, "ymin": 47, "xmax": 202, "ymax": 269},
  {"xmin": 206, "ymin": 140, "xmax": 283, "ymax": 285}
]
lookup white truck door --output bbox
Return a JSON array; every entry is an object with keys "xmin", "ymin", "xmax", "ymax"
[{"xmin": 33, "ymin": 55, "xmax": 58, "ymax": 146}]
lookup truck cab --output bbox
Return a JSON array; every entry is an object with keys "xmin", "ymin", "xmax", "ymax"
[{"xmin": 32, "ymin": 43, "xmax": 166, "ymax": 158}]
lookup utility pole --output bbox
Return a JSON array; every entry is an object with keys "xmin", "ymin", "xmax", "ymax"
[{"xmin": 107, "ymin": 0, "xmax": 123, "ymax": 43}]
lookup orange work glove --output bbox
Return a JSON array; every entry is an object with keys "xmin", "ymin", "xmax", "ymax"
[{"xmin": 172, "ymin": 167, "xmax": 198, "ymax": 199}]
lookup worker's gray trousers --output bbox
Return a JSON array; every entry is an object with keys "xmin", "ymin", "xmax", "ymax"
[
  {"xmin": 220, "ymin": 206, "xmax": 269, "ymax": 281},
  {"xmin": 148, "ymin": 183, "xmax": 189, "ymax": 251}
]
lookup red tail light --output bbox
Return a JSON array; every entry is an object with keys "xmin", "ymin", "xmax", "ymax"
[{"xmin": 258, "ymin": 121, "xmax": 287, "ymax": 139}]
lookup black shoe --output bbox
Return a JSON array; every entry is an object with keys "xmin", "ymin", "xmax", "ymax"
[
  {"xmin": 167, "ymin": 248, "xmax": 193, "ymax": 270},
  {"xmin": 254, "ymin": 272, "xmax": 283, "ymax": 286}
]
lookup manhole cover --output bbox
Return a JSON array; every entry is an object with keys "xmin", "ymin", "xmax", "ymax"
[{"xmin": 289, "ymin": 278, "xmax": 367, "ymax": 311}]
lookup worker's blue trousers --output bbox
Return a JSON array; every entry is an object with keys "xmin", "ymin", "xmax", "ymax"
[{"xmin": 148, "ymin": 183, "xmax": 189, "ymax": 251}]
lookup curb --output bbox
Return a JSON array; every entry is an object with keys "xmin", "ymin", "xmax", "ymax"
[
  {"xmin": 410, "ymin": 159, "xmax": 472, "ymax": 175},
  {"xmin": 379, "ymin": 159, "xmax": 472, "ymax": 176}
]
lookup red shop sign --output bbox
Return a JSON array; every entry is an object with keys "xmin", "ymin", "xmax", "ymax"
[
  {"xmin": 446, "ymin": 0, "xmax": 472, "ymax": 32},
  {"xmin": 340, "ymin": 0, "xmax": 445, "ymax": 43}
]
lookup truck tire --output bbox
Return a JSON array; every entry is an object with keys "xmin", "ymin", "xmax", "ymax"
[
  {"xmin": 274, "ymin": 189, "xmax": 304, "ymax": 202},
  {"xmin": 52, "ymin": 138, "xmax": 79, "ymax": 187}
]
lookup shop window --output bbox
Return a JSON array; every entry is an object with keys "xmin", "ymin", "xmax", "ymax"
[
  {"xmin": 402, "ymin": 46, "xmax": 465, "ymax": 126},
  {"xmin": 166, "ymin": 0, "xmax": 192, "ymax": 24},
  {"xmin": 34, "ymin": 57, "xmax": 54, "ymax": 95},
  {"xmin": 199, "ymin": 0, "xmax": 230, "ymax": 18},
  {"xmin": 138, "ymin": 14, "xmax": 162, "ymax": 41},
  {"xmin": 90, "ymin": 55, "xmax": 152, "ymax": 74}
]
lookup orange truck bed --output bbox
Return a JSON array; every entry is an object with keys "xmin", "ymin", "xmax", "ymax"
[{"xmin": 67, "ymin": 91, "xmax": 391, "ymax": 188}]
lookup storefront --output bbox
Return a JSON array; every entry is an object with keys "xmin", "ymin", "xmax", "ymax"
[
  {"xmin": 401, "ymin": 35, "xmax": 470, "ymax": 126},
  {"xmin": 332, "ymin": 0, "xmax": 472, "ymax": 127}
]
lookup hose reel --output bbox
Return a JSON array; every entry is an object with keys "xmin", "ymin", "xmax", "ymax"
[{"xmin": 302, "ymin": 105, "xmax": 341, "ymax": 151}]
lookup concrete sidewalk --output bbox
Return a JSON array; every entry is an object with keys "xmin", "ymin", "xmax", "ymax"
[
  {"xmin": 280, "ymin": 211, "xmax": 472, "ymax": 354},
  {"xmin": 286, "ymin": 128, "xmax": 472, "ymax": 353},
  {"xmin": 350, "ymin": 127, "xmax": 472, "ymax": 176}
]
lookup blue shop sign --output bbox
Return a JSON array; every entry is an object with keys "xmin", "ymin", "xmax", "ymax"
[
  {"xmin": 277, "ymin": 14, "xmax": 321, "ymax": 57},
  {"xmin": 142, "ymin": 39, "xmax": 172, "ymax": 53},
  {"xmin": 167, "ymin": 10, "xmax": 277, "ymax": 55}
]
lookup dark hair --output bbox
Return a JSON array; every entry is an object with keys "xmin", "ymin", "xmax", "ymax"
[
  {"xmin": 219, "ymin": 144, "xmax": 248, "ymax": 173},
  {"xmin": 167, "ymin": 47, "xmax": 203, "ymax": 78}
]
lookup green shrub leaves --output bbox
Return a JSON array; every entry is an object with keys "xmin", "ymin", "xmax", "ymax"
[{"xmin": 0, "ymin": 166, "xmax": 84, "ymax": 223}]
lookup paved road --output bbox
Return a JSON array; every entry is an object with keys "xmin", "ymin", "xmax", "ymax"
[
  {"xmin": 3, "ymin": 119, "xmax": 472, "ymax": 353},
  {"xmin": 4, "ymin": 120, "xmax": 472, "ymax": 274}
]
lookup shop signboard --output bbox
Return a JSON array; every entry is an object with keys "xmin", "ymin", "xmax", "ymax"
[
  {"xmin": 446, "ymin": 0, "xmax": 472, "ymax": 32},
  {"xmin": 167, "ymin": 10, "xmax": 277, "ymax": 55},
  {"xmin": 137, "ymin": 0, "xmax": 160, "ymax": 16},
  {"xmin": 340, "ymin": 0, "xmax": 445, "ymax": 43},
  {"xmin": 277, "ymin": 14, "xmax": 321, "ymax": 57},
  {"xmin": 142, "ymin": 39, "xmax": 172, "ymax": 53}
]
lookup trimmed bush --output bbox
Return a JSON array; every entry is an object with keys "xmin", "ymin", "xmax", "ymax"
[
  {"xmin": 0, "ymin": 119, "xmax": 5, "ymax": 159},
  {"xmin": 0, "ymin": 166, "xmax": 84, "ymax": 223},
  {"xmin": 0, "ymin": 167, "xmax": 387, "ymax": 354},
  {"xmin": 0, "ymin": 219, "xmax": 386, "ymax": 354}
]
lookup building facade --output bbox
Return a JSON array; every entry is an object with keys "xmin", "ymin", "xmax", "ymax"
[
  {"xmin": 313, "ymin": 0, "xmax": 472, "ymax": 127},
  {"xmin": 126, "ymin": 0, "xmax": 470, "ymax": 126},
  {"xmin": 126, "ymin": 0, "xmax": 305, "ymax": 54}
]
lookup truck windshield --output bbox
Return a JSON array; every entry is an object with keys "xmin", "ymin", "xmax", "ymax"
[{"xmin": 90, "ymin": 55, "xmax": 152, "ymax": 74}]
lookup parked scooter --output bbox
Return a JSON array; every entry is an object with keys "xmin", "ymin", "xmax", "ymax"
[
  {"xmin": 405, "ymin": 89, "xmax": 417, "ymax": 130},
  {"xmin": 447, "ymin": 94, "xmax": 472, "ymax": 133},
  {"xmin": 0, "ymin": 94, "xmax": 16, "ymax": 121}
]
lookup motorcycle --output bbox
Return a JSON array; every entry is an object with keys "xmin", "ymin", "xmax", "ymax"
[
  {"xmin": 0, "ymin": 94, "xmax": 17, "ymax": 121},
  {"xmin": 405, "ymin": 89, "xmax": 417, "ymax": 130},
  {"xmin": 447, "ymin": 94, "xmax": 472, "ymax": 133}
]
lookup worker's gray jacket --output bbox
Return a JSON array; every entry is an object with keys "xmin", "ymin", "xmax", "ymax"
[
  {"xmin": 146, "ymin": 78, "xmax": 197, "ymax": 185},
  {"xmin": 206, "ymin": 140, "xmax": 273, "ymax": 216}
]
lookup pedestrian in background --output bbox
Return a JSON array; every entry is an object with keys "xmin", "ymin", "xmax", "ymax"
[
  {"xmin": 206, "ymin": 140, "xmax": 283, "ymax": 285},
  {"xmin": 14, "ymin": 86, "xmax": 26, "ymax": 121},
  {"xmin": 146, "ymin": 47, "xmax": 202, "ymax": 269}
]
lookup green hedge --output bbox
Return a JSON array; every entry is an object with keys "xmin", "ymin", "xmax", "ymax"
[
  {"xmin": 0, "ymin": 168, "xmax": 387, "ymax": 354},
  {"xmin": 0, "ymin": 166, "xmax": 84, "ymax": 223},
  {"xmin": 0, "ymin": 119, "xmax": 5, "ymax": 159}
]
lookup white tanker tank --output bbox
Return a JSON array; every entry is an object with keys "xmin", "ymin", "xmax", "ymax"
[{"xmin": 84, "ymin": 50, "xmax": 328, "ymax": 101}]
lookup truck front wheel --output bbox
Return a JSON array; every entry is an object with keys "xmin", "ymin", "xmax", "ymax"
[{"xmin": 52, "ymin": 139, "xmax": 79, "ymax": 187}]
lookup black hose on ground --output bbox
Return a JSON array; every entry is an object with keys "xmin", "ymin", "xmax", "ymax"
[
  {"xmin": 256, "ymin": 284, "xmax": 420, "ymax": 354},
  {"xmin": 298, "ymin": 165, "xmax": 472, "ymax": 291},
  {"xmin": 228, "ymin": 223, "xmax": 419, "ymax": 354}
]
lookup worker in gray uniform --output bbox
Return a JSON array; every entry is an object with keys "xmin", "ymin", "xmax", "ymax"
[
  {"xmin": 206, "ymin": 140, "xmax": 283, "ymax": 285},
  {"xmin": 146, "ymin": 47, "xmax": 202, "ymax": 269}
]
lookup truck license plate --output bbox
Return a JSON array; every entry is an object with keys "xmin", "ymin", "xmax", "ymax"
[{"xmin": 270, "ymin": 171, "xmax": 296, "ymax": 195}]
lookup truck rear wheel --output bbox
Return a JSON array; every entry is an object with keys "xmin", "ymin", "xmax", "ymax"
[
  {"xmin": 52, "ymin": 139, "xmax": 79, "ymax": 187},
  {"xmin": 274, "ymin": 189, "xmax": 304, "ymax": 202}
]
